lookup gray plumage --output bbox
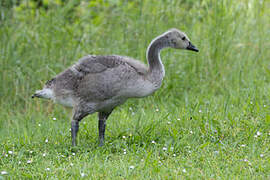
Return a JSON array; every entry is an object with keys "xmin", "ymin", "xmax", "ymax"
[{"xmin": 32, "ymin": 28, "xmax": 199, "ymax": 146}]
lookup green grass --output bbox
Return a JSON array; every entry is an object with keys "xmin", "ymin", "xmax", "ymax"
[{"xmin": 0, "ymin": 0, "xmax": 270, "ymax": 179}]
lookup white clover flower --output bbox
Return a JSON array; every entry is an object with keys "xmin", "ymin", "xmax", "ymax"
[
  {"xmin": 162, "ymin": 147, "xmax": 167, "ymax": 151},
  {"xmin": 123, "ymin": 151, "xmax": 127, "ymax": 155},
  {"xmin": 151, "ymin": 140, "xmax": 156, "ymax": 144},
  {"xmin": 129, "ymin": 165, "xmax": 135, "ymax": 169},
  {"xmin": 1, "ymin": 171, "xmax": 8, "ymax": 175},
  {"xmin": 122, "ymin": 136, "xmax": 126, "ymax": 139},
  {"xmin": 27, "ymin": 160, "xmax": 32, "ymax": 164},
  {"xmin": 155, "ymin": 108, "xmax": 159, "ymax": 112},
  {"xmin": 173, "ymin": 154, "xmax": 176, "ymax": 157},
  {"xmin": 8, "ymin": 151, "xmax": 13, "ymax": 154},
  {"xmin": 30, "ymin": 151, "xmax": 33, "ymax": 154},
  {"xmin": 53, "ymin": 117, "xmax": 57, "ymax": 120},
  {"xmin": 43, "ymin": 153, "xmax": 46, "ymax": 157},
  {"xmin": 18, "ymin": 161, "xmax": 21, "ymax": 164},
  {"xmin": 45, "ymin": 139, "xmax": 48, "ymax": 143},
  {"xmin": 190, "ymin": 130, "xmax": 193, "ymax": 134},
  {"xmin": 46, "ymin": 168, "xmax": 50, "ymax": 171},
  {"xmin": 260, "ymin": 154, "xmax": 264, "ymax": 158},
  {"xmin": 199, "ymin": 110, "xmax": 202, "ymax": 113},
  {"xmin": 70, "ymin": 163, "xmax": 74, "ymax": 166},
  {"xmin": 182, "ymin": 169, "xmax": 187, "ymax": 173},
  {"xmin": 38, "ymin": 124, "xmax": 41, "ymax": 127},
  {"xmin": 81, "ymin": 172, "xmax": 85, "ymax": 177},
  {"xmin": 72, "ymin": 153, "xmax": 75, "ymax": 156},
  {"xmin": 256, "ymin": 131, "xmax": 262, "ymax": 136}
]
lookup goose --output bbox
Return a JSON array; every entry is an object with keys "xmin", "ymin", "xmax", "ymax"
[{"xmin": 32, "ymin": 28, "xmax": 199, "ymax": 146}]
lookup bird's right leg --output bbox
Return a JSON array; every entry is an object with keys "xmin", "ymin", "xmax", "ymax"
[{"xmin": 71, "ymin": 107, "xmax": 88, "ymax": 146}]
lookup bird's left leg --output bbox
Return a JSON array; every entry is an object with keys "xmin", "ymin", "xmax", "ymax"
[{"xmin": 98, "ymin": 111, "xmax": 112, "ymax": 147}]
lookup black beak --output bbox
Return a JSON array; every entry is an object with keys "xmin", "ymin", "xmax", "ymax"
[{"xmin": 187, "ymin": 42, "xmax": 199, "ymax": 52}]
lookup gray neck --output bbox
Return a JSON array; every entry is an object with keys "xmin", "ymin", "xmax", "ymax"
[{"xmin": 146, "ymin": 35, "xmax": 169, "ymax": 86}]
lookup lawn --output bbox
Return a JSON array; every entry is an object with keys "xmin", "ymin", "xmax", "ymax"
[{"xmin": 0, "ymin": 0, "xmax": 269, "ymax": 179}]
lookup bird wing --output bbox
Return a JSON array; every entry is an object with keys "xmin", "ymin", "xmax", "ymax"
[{"xmin": 73, "ymin": 55, "xmax": 148, "ymax": 101}]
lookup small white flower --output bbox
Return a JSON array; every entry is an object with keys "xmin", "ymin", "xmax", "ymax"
[
  {"xmin": 151, "ymin": 140, "xmax": 156, "ymax": 144},
  {"xmin": 243, "ymin": 159, "xmax": 248, "ymax": 162},
  {"xmin": 70, "ymin": 163, "xmax": 74, "ymax": 166},
  {"xmin": 250, "ymin": 101, "xmax": 253, "ymax": 105},
  {"xmin": 43, "ymin": 153, "xmax": 46, "ymax": 157},
  {"xmin": 72, "ymin": 153, "xmax": 75, "ymax": 156},
  {"xmin": 199, "ymin": 110, "xmax": 202, "ymax": 113},
  {"xmin": 214, "ymin": 151, "xmax": 219, "ymax": 154},
  {"xmin": 190, "ymin": 130, "xmax": 193, "ymax": 134},
  {"xmin": 8, "ymin": 151, "xmax": 13, "ymax": 154},
  {"xmin": 256, "ymin": 131, "xmax": 262, "ymax": 136},
  {"xmin": 182, "ymin": 169, "xmax": 187, "ymax": 173},
  {"xmin": 53, "ymin": 117, "xmax": 57, "ymax": 120},
  {"xmin": 1, "ymin": 171, "xmax": 8, "ymax": 175},
  {"xmin": 123, "ymin": 151, "xmax": 127, "ymax": 155},
  {"xmin": 167, "ymin": 121, "xmax": 171, "ymax": 125},
  {"xmin": 155, "ymin": 108, "xmax": 159, "ymax": 112},
  {"xmin": 27, "ymin": 160, "xmax": 32, "ymax": 164},
  {"xmin": 170, "ymin": 147, "xmax": 174, "ymax": 151},
  {"xmin": 173, "ymin": 154, "xmax": 176, "ymax": 157},
  {"xmin": 46, "ymin": 168, "xmax": 50, "ymax": 171},
  {"xmin": 162, "ymin": 147, "xmax": 167, "ymax": 151},
  {"xmin": 5, "ymin": 154, "xmax": 8, "ymax": 157},
  {"xmin": 260, "ymin": 154, "xmax": 264, "ymax": 158},
  {"xmin": 18, "ymin": 161, "xmax": 21, "ymax": 164},
  {"xmin": 263, "ymin": 105, "xmax": 266, "ymax": 107},
  {"xmin": 81, "ymin": 172, "xmax": 85, "ymax": 177},
  {"xmin": 141, "ymin": 159, "xmax": 144, "ymax": 162},
  {"xmin": 188, "ymin": 150, "xmax": 192, "ymax": 153},
  {"xmin": 177, "ymin": 118, "xmax": 181, "ymax": 121},
  {"xmin": 38, "ymin": 124, "xmax": 41, "ymax": 127},
  {"xmin": 129, "ymin": 107, "xmax": 133, "ymax": 111},
  {"xmin": 131, "ymin": 112, "xmax": 135, "ymax": 116},
  {"xmin": 254, "ymin": 135, "xmax": 258, "ymax": 138},
  {"xmin": 129, "ymin": 165, "xmax": 135, "ymax": 169},
  {"xmin": 241, "ymin": 144, "xmax": 246, "ymax": 147},
  {"xmin": 45, "ymin": 139, "xmax": 48, "ymax": 143},
  {"xmin": 123, "ymin": 149, "xmax": 126, "ymax": 152},
  {"xmin": 122, "ymin": 136, "xmax": 126, "ymax": 139},
  {"xmin": 30, "ymin": 151, "xmax": 33, "ymax": 154}
]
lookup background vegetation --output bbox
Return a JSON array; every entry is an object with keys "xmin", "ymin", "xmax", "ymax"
[{"xmin": 0, "ymin": 0, "xmax": 269, "ymax": 179}]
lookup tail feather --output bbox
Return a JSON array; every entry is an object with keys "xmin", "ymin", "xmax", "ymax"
[{"xmin": 32, "ymin": 89, "xmax": 53, "ymax": 99}]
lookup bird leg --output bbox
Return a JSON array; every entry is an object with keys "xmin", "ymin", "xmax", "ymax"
[
  {"xmin": 98, "ymin": 111, "xmax": 112, "ymax": 146},
  {"xmin": 71, "ymin": 107, "xmax": 89, "ymax": 146},
  {"xmin": 71, "ymin": 120, "xmax": 79, "ymax": 146}
]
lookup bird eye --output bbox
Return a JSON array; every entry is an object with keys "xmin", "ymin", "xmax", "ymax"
[{"xmin": 182, "ymin": 37, "xmax": 186, "ymax": 41}]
